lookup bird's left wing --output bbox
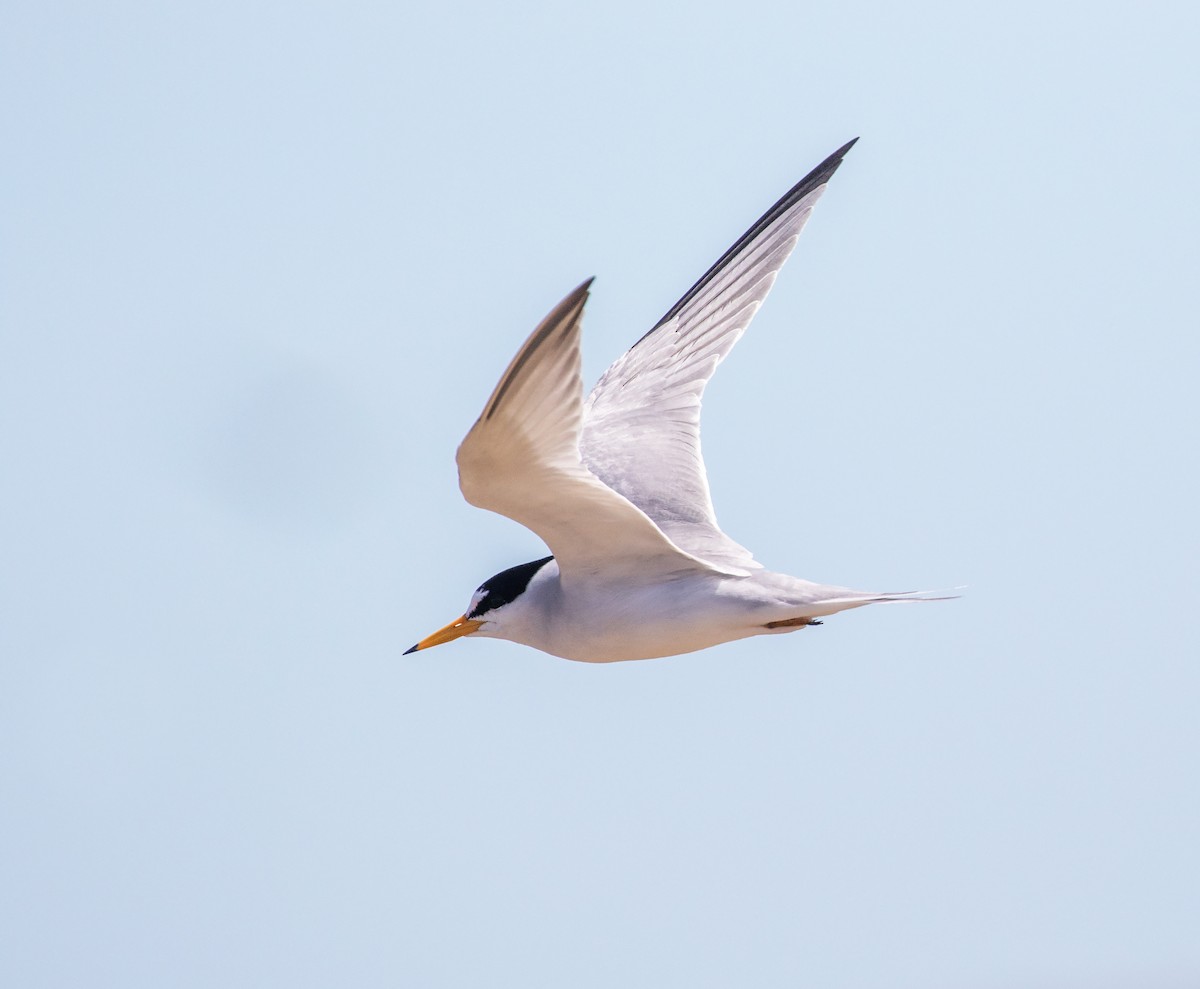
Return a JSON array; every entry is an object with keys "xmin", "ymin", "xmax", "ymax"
[
  {"xmin": 456, "ymin": 280, "xmax": 730, "ymax": 584},
  {"xmin": 580, "ymin": 139, "xmax": 857, "ymax": 573}
]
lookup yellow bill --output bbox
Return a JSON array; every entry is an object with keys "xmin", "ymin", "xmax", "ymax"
[{"xmin": 403, "ymin": 615, "xmax": 484, "ymax": 655}]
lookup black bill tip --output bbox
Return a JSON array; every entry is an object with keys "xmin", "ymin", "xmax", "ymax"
[{"xmin": 402, "ymin": 643, "xmax": 419, "ymax": 655}]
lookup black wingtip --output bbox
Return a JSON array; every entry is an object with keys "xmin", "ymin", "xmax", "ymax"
[
  {"xmin": 636, "ymin": 137, "xmax": 861, "ymax": 342},
  {"xmin": 403, "ymin": 643, "xmax": 419, "ymax": 655},
  {"xmin": 571, "ymin": 276, "xmax": 595, "ymax": 306},
  {"xmin": 808, "ymin": 137, "xmax": 859, "ymax": 186}
]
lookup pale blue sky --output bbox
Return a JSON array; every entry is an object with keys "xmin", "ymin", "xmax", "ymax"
[{"xmin": 3, "ymin": 1, "xmax": 1198, "ymax": 986}]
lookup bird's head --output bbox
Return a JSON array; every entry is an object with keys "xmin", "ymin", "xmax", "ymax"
[{"xmin": 404, "ymin": 555, "xmax": 554, "ymax": 655}]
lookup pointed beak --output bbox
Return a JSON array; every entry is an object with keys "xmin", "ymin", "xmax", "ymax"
[{"xmin": 403, "ymin": 615, "xmax": 484, "ymax": 655}]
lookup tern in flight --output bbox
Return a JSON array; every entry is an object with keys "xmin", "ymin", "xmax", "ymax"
[{"xmin": 406, "ymin": 139, "xmax": 947, "ymax": 662}]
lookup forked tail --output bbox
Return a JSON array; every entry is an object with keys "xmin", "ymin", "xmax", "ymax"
[{"xmin": 785, "ymin": 586, "xmax": 962, "ymax": 623}]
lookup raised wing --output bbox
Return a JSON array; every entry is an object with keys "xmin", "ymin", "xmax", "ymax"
[
  {"xmin": 456, "ymin": 280, "xmax": 728, "ymax": 584},
  {"xmin": 580, "ymin": 139, "xmax": 857, "ymax": 572}
]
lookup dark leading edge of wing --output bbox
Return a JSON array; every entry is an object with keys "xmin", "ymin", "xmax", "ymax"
[
  {"xmin": 482, "ymin": 277, "xmax": 594, "ymax": 421},
  {"xmin": 633, "ymin": 137, "xmax": 859, "ymax": 347}
]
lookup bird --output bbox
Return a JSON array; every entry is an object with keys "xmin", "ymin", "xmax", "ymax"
[{"xmin": 406, "ymin": 138, "xmax": 948, "ymax": 663}]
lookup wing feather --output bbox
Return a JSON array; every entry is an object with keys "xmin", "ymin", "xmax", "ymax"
[
  {"xmin": 580, "ymin": 139, "xmax": 857, "ymax": 571},
  {"xmin": 456, "ymin": 280, "xmax": 728, "ymax": 583}
]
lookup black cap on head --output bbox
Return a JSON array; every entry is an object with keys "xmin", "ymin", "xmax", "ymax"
[{"xmin": 468, "ymin": 556, "xmax": 554, "ymax": 618}]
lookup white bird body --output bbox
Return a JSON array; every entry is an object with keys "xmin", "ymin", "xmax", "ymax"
[
  {"xmin": 478, "ymin": 558, "xmax": 905, "ymax": 663},
  {"xmin": 406, "ymin": 140, "xmax": 950, "ymax": 663}
]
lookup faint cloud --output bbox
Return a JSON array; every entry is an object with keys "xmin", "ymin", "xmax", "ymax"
[{"xmin": 202, "ymin": 357, "xmax": 384, "ymax": 530}]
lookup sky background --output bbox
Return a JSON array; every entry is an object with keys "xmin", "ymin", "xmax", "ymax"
[{"xmin": 3, "ymin": 1, "xmax": 1199, "ymax": 986}]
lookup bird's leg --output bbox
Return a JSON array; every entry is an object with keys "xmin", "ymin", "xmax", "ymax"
[{"xmin": 763, "ymin": 617, "xmax": 823, "ymax": 629}]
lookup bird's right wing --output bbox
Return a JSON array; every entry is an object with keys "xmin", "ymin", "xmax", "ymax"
[
  {"xmin": 456, "ymin": 281, "xmax": 729, "ymax": 585},
  {"xmin": 580, "ymin": 140, "xmax": 857, "ymax": 573}
]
